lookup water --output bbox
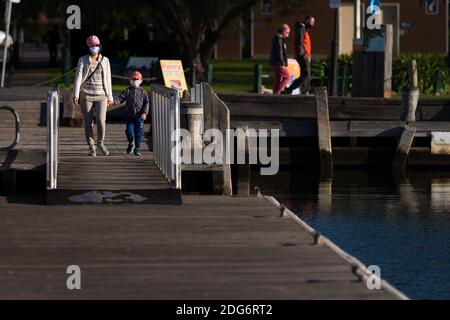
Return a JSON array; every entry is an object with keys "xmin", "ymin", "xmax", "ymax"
[{"xmin": 253, "ymin": 170, "xmax": 450, "ymax": 300}]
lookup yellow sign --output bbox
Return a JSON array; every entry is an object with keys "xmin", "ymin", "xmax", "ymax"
[
  {"xmin": 287, "ymin": 58, "xmax": 301, "ymax": 79},
  {"xmin": 160, "ymin": 60, "xmax": 188, "ymax": 93}
]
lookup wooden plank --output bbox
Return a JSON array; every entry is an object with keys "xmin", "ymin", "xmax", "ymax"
[
  {"xmin": 392, "ymin": 125, "xmax": 416, "ymax": 171},
  {"xmin": 0, "ymin": 195, "xmax": 403, "ymax": 299},
  {"xmin": 0, "ymin": 150, "xmax": 46, "ymax": 171},
  {"xmin": 315, "ymin": 87, "xmax": 333, "ymax": 178},
  {"xmin": 351, "ymin": 52, "xmax": 364, "ymax": 97}
]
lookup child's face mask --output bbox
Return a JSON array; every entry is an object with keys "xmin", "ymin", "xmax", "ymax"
[{"xmin": 130, "ymin": 79, "xmax": 142, "ymax": 88}]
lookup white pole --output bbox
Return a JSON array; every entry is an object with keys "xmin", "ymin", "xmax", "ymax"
[
  {"xmin": 1, "ymin": 0, "xmax": 12, "ymax": 87},
  {"xmin": 354, "ymin": 0, "xmax": 361, "ymax": 39}
]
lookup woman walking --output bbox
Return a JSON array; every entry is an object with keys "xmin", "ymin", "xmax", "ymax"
[
  {"xmin": 268, "ymin": 24, "xmax": 291, "ymax": 95},
  {"xmin": 73, "ymin": 35, "xmax": 113, "ymax": 157}
]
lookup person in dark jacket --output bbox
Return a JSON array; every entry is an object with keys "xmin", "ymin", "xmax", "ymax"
[
  {"xmin": 285, "ymin": 16, "xmax": 315, "ymax": 95},
  {"xmin": 113, "ymin": 71, "xmax": 149, "ymax": 156},
  {"xmin": 268, "ymin": 24, "xmax": 291, "ymax": 95}
]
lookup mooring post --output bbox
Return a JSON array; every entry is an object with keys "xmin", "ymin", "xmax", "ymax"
[
  {"xmin": 401, "ymin": 59, "xmax": 419, "ymax": 122},
  {"xmin": 384, "ymin": 24, "xmax": 393, "ymax": 98},
  {"xmin": 253, "ymin": 64, "xmax": 263, "ymax": 93},
  {"xmin": 392, "ymin": 125, "xmax": 416, "ymax": 172},
  {"xmin": 315, "ymin": 87, "xmax": 333, "ymax": 178}
]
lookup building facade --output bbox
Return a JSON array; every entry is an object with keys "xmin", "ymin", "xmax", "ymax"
[{"xmin": 216, "ymin": 0, "xmax": 449, "ymax": 59}]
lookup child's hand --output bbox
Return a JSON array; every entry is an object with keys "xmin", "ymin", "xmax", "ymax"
[{"xmin": 141, "ymin": 114, "xmax": 147, "ymax": 120}]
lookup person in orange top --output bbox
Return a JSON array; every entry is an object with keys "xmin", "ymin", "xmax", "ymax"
[{"xmin": 284, "ymin": 16, "xmax": 315, "ymax": 95}]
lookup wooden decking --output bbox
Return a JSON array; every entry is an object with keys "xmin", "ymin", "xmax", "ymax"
[
  {"xmin": 57, "ymin": 125, "xmax": 168, "ymax": 190},
  {"xmin": 0, "ymin": 195, "xmax": 404, "ymax": 299}
]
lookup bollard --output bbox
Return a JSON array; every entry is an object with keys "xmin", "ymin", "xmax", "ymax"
[
  {"xmin": 180, "ymin": 101, "xmax": 204, "ymax": 151},
  {"xmin": 401, "ymin": 89, "xmax": 419, "ymax": 122},
  {"xmin": 253, "ymin": 64, "xmax": 263, "ymax": 93},
  {"xmin": 206, "ymin": 63, "xmax": 213, "ymax": 84},
  {"xmin": 401, "ymin": 59, "xmax": 419, "ymax": 122}
]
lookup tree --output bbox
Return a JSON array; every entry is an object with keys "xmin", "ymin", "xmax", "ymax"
[
  {"xmin": 147, "ymin": 0, "xmax": 311, "ymax": 80},
  {"xmin": 12, "ymin": 0, "xmax": 312, "ymax": 79}
]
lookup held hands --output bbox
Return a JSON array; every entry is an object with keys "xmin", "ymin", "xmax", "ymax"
[
  {"xmin": 141, "ymin": 113, "xmax": 147, "ymax": 121},
  {"xmin": 107, "ymin": 100, "xmax": 114, "ymax": 107}
]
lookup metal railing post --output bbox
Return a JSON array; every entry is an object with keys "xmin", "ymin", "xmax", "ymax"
[
  {"xmin": 151, "ymin": 85, "xmax": 181, "ymax": 189},
  {"xmin": 46, "ymin": 88, "xmax": 59, "ymax": 190}
]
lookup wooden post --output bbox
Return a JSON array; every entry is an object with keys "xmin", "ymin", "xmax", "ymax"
[
  {"xmin": 409, "ymin": 59, "xmax": 418, "ymax": 89},
  {"xmin": 213, "ymin": 95, "xmax": 232, "ymax": 196},
  {"xmin": 401, "ymin": 60, "xmax": 419, "ymax": 122},
  {"xmin": 392, "ymin": 125, "xmax": 416, "ymax": 172},
  {"xmin": 203, "ymin": 83, "xmax": 232, "ymax": 195},
  {"xmin": 384, "ymin": 24, "xmax": 393, "ymax": 98},
  {"xmin": 315, "ymin": 87, "xmax": 333, "ymax": 178}
]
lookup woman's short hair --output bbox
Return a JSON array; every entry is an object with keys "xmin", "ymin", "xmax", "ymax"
[{"xmin": 277, "ymin": 24, "xmax": 290, "ymax": 34}]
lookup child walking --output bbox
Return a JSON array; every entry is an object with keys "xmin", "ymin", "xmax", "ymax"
[{"xmin": 113, "ymin": 71, "xmax": 149, "ymax": 156}]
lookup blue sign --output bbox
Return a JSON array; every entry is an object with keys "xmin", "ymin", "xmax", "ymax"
[
  {"xmin": 329, "ymin": 0, "xmax": 340, "ymax": 9},
  {"xmin": 368, "ymin": 0, "xmax": 381, "ymax": 14},
  {"xmin": 425, "ymin": 0, "xmax": 439, "ymax": 15}
]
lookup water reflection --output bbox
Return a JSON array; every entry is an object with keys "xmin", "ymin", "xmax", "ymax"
[{"xmin": 252, "ymin": 169, "xmax": 450, "ymax": 299}]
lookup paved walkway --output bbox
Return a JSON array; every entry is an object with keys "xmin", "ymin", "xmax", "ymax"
[{"xmin": 6, "ymin": 43, "xmax": 54, "ymax": 87}]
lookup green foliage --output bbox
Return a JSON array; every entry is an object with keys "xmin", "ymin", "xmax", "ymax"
[
  {"xmin": 392, "ymin": 53, "xmax": 450, "ymax": 95},
  {"xmin": 311, "ymin": 53, "xmax": 450, "ymax": 96}
]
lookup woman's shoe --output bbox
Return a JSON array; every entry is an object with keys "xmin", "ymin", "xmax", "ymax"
[
  {"xmin": 88, "ymin": 147, "xmax": 96, "ymax": 157},
  {"xmin": 99, "ymin": 144, "xmax": 110, "ymax": 156}
]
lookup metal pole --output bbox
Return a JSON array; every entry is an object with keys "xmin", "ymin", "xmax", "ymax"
[
  {"xmin": 1, "ymin": 0, "xmax": 12, "ymax": 88},
  {"xmin": 354, "ymin": 0, "xmax": 361, "ymax": 39},
  {"xmin": 329, "ymin": 7, "xmax": 339, "ymax": 97}
]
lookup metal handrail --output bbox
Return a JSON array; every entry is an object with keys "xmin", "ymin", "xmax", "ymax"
[
  {"xmin": 151, "ymin": 84, "xmax": 181, "ymax": 189},
  {"xmin": 46, "ymin": 88, "xmax": 59, "ymax": 190},
  {"xmin": 0, "ymin": 105, "xmax": 20, "ymax": 150}
]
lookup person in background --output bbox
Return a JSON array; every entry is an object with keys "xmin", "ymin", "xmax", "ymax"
[
  {"xmin": 284, "ymin": 16, "xmax": 315, "ymax": 95},
  {"xmin": 112, "ymin": 71, "xmax": 149, "ymax": 157},
  {"xmin": 46, "ymin": 26, "xmax": 60, "ymax": 67},
  {"xmin": 268, "ymin": 24, "xmax": 291, "ymax": 95},
  {"xmin": 73, "ymin": 35, "xmax": 114, "ymax": 157}
]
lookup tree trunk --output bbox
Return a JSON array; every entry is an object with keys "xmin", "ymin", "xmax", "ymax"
[{"xmin": 183, "ymin": 47, "xmax": 206, "ymax": 85}]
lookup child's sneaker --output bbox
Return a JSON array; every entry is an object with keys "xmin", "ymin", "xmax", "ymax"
[
  {"xmin": 134, "ymin": 149, "xmax": 142, "ymax": 157},
  {"xmin": 127, "ymin": 142, "xmax": 135, "ymax": 154}
]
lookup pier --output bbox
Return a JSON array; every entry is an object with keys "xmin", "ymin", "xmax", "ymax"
[
  {"xmin": 0, "ymin": 85, "xmax": 414, "ymax": 299},
  {"xmin": 0, "ymin": 194, "xmax": 405, "ymax": 299}
]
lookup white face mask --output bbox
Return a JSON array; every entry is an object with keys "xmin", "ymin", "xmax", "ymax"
[
  {"xmin": 130, "ymin": 79, "xmax": 142, "ymax": 88},
  {"xmin": 89, "ymin": 46, "xmax": 100, "ymax": 55}
]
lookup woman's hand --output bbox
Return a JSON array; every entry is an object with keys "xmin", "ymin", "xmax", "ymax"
[
  {"xmin": 141, "ymin": 114, "xmax": 147, "ymax": 121},
  {"xmin": 107, "ymin": 100, "xmax": 114, "ymax": 107},
  {"xmin": 72, "ymin": 97, "xmax": 79, "ymax": 105}
]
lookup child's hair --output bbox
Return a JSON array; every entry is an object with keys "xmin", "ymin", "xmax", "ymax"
[{"xmin": 277, "ymin": 24, "xmax": 290, "ymax": 34}]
